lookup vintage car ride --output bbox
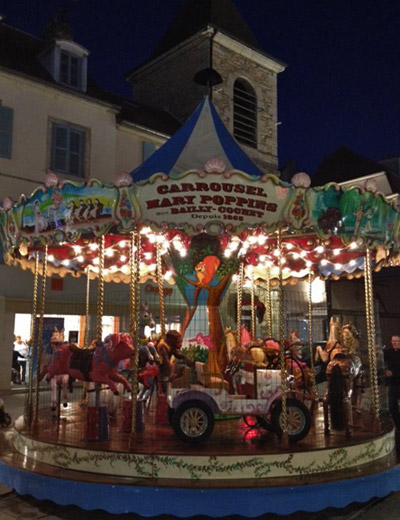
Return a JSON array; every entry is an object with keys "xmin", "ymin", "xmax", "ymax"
[{"xmin": 166, "ymin": 360, "xmax": 312, "ymax": 443}]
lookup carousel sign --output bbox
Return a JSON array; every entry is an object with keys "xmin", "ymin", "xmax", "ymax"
[{"xmin": 136, "ymin": 172, "xmax": 287, "ymax": 231}]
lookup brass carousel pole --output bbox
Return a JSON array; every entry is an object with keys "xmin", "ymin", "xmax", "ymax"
[
  {"xmin": 364, "ymin": 245, "xmax": 380, "ymax": 432},
  {"xmin": 250, "ymin": 269, "xmax": 256, "ymax": 340},
  {"xmin": 95, "ymin": 235, "xmax": 105, "ymax": 408},
  {"xmin": 84, "ymin": 265, "xmax": 91, "ymax": 348},
  {"xmin": 129, "ymin": 230, "xmax": 141, "ymax": 442},
  {"xmin": 81, "ymin": 265, "xmax": 91, "ymax": 406},
  {"xmin": 265, "ymin": 265, "xmax": 273, "ymax": 338},
  {"xmin": 278, "ymin": 229, "xmax": 289, "ymax": 447},
  {"xmin": 157, "ymin": 240, "xmax": 166, "ymax": 338},
  {"xmin": 33, "ymin": 245, "xmax": 48, "ymax": 431},
  {"xmin": 27, "ymin": 252, "xmax": 40, "ymax": 428},
  {"xmin": 236, "ymin": 260, "xmax": 244, "ymax": 348},
  {"xmin": 307, "ymin": 271, "xmax": 317, "ymax": 399}
]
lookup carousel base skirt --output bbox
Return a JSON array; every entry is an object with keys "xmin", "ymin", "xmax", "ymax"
[{"xmin": 0, "ymin": 403, "xmax": 398, "ymax": 516}]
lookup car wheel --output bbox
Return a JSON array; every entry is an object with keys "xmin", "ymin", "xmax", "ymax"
[
  {"xmin": 172, "ymin": 400, "xmax": 214, "ymax": 443},
  {"xmin": 271, "ymin": 398, "xmax": 311, "ymax": 442}
]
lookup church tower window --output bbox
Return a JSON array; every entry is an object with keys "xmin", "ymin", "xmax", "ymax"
[{"xmin": 233, "ymin": 79, "xmax": 257, "ymax": 148}]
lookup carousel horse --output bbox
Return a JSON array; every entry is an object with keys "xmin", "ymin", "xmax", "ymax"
[
  {"xmin": 40, "ymin": 332, "xmax": 134, "ymax": 395},
  {"xmin": 315, "ymin": 318, "xmax": 363, "ymax": 435},
  {"xmin": 284, "ymin": 330, "xmax": 318, "ymax": 409},
  {"xmin": 138, "ymin": 303, "xmax": 156, "ymax": 339},
  {"xmin": 45, "ymin": 328, "xmax": 70, "ymax": 412}
]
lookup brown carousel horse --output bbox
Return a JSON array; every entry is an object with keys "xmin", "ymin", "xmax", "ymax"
[{"xmin": 315, "ymin": 318, "xmax": 363, "ymax": 435}]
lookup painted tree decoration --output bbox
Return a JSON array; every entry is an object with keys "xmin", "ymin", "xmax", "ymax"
[{"xmin": 169, "ymin": 233, "xmax": 239, "ymax": 375}]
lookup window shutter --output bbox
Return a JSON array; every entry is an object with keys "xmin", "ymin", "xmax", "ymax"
[{"xmin": 0, "ymin": 106, "xmax": 13, "ymax": 159}]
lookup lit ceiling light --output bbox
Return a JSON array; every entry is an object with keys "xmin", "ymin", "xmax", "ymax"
[
  {"xmin": 285, "ymin": 243, "xmax": 293, "ymax": 250},
  {"xmin": 105, "ymin": 249, "xmax": 114, "ymax": 257},
  {"xmin": 315, "ymin": 245, "xmax": 324, "ymax": 253},
  {"xmin": 48, "ymin": 254, "xmax": 55, "ymax": 262},
  {"xmin": 143, "ymin": 252, "xmax": 152, "ymax": 260},
  {"xmin": 73, "ymin": 245, "xmax": 82, "ymax": 254},
  {"xmin": 120, "ymin": 255, "xmax": 127, "ymax": 262},
  {"xmin": 92, "ymin": 258, "xmax": 99, "ymax": 265},
  {"xmin": 77, "ymin": 255, "xmax": 84, "ymax": 262},
  {"xmin": 321, "ymin": 259, "xmax": 329, "ymax": 266},
  {"xmin": 350, "ymin": 242, "xmax": 357, "ymax": 249},
  {"xmin": 119, "ymin": 240, "xmax": 126, "ymax": 248},
  {"xmin": 333, "ymin": 248, "xmax": 341, "ymax": 256},
  {"xmin": 89, "ymin": 243, "xmax": 98, "ymax": 251},
  {"xmin": 334, "ymin": 263, "xmax": 342, "ymax": 270}
]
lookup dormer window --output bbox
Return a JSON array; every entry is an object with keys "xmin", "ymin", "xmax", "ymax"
[
  {"xmin": 233, "ymin": 79, "xmax": 257, "ymax": 148},
  {"xmin": 60, "ymin": 50, "xmax": 81, "ymax": 89},
  {"xmin": 38, "ymin": 39, "xmax": 89, "ymax": 92}
]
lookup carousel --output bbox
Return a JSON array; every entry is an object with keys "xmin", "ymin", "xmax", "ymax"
[{"xmin": 0, "ymin": 98, "xmax": 399, "ymax": 516}]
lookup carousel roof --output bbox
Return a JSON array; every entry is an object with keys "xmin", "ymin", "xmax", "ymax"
[
  {"xmin": 130, "ymin": 97, "xmax": 264, "ymax": 182},
  {"xmin": 1, "ymin": 99, "xmax": 400, "ymax": 287}
]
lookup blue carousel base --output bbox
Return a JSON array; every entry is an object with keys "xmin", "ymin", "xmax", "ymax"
[{"xmin": 1, "ymin": 460, "xmax": 400, "ymax": 517}]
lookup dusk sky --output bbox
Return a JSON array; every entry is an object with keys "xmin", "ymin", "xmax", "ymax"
[{"xmin": 1, "ymin": 0, "xmax": 400, "ymax": 175}]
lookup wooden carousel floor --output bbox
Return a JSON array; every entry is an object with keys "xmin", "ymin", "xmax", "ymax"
[
  {"xmin": 16, "ymin": 399, "xmax": 392, "ymax": 456},
  {"xmin": 0, "ymin": 400, "xmax": 392, "ymax": 481}
]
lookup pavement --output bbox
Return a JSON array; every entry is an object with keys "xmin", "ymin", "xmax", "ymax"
[{"xmin": 0, "ymin": 389, "xmax": 399, "ymax": 520}]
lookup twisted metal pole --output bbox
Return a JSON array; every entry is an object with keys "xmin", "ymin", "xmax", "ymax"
[
  {"xmin": 364, "ymin": 246, "xmax": 380, "ymax": 431},
  {"xmin": 130, "ymin": 231, "xmax": 141, "ymax": 440},
  {"xmin": 33, "ymin": 245, "xmax": 48, "ymax": 429},
  {"xmin": 307, "ymin": 272, "xmax": 316, "ymax": 396},
  {"xmin": 27, "ymin": 252, "xmax": 40, "ymax": 428},
  {"xmin": 236, "ymin": 261, "xmax": 244, "ymax": 347},
  {"xmin": 278, "ymin": 230, "xmax": 289, "ymax": 447},
  {"xmin": 156, "ymin": 240, "xmax": 166, "ymax": 338},
  {"xmin": 265, "ymin": 265, "xmax": 272, "ymax": 338},
  {"xmin": 250, "ymin": 270, "xmax": 256, "ymax": 340}
]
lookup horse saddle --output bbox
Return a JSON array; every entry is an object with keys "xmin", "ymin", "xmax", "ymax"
[{"xmin": 69, "ymin": 349, "xmax": 94, "ymax": 381}]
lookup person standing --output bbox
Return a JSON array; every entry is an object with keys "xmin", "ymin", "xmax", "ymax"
[
  {"xmin": 13, "ymin": 336, "xmax": 28, "ymax": 384},
  {"xmin": 384, "ymin": 334, "xmax": 400, "ymax": 429}
]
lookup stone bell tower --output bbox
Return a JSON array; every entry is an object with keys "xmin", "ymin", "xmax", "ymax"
[{"xmin": 126, "ymin": 0, "xmax": 285, "ymax": 174}]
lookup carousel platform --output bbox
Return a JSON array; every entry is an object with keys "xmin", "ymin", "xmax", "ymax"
[{"xmin": 0, "ymin": 401, "xmax": 399, "ymax": 516}]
